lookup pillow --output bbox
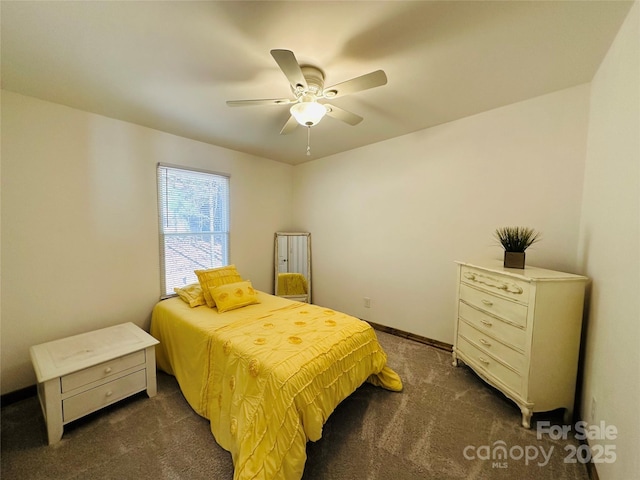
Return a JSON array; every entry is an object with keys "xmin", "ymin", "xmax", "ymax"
[
  {"xmin": 173, "ymin": 283, "xmax": 206, "ymax": 308},
  {"xmin": 195, "ymin": 265, "xmax": 243, "ymax": 307},
  {"xmin": 210, "ymin": 280, "xmax": 260, "ymax": 313}
]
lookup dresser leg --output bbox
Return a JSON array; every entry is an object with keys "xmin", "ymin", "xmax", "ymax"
[
  {"xmin": 520, "ymin": 407, "xmax": 532, "ymax": 429},
  {"xmin": 563, "ymin": 408, "xmax": 574, "ymax": 425},
  {"xmin": 452, "ymin": 350, "xmax": 458, "ymax": 367}
]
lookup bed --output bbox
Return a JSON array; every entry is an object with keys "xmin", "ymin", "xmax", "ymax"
[{"xmin": 150, "ymin": 279, "xmax": 402, "ymax": 480}]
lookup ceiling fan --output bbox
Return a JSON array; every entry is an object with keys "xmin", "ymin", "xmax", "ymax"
[{"xmin": 226, "ymin": 49, "xmax": 387, "ymax": 136}]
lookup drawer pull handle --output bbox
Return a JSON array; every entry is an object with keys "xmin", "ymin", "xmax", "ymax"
[
  {"xmin": 105, "ymin": 390, "xmax": 113, "ymax": 397},
  {"xmin": 480, "ymin": 338, "xmax": 492, "ymax": 347},
  {"xmin": 478, "ymin": 356, "xmax": 490, "ymax": 365},
  {"xmin": 104, "ymin": 367, "xmax": 112, "ymax": 374},
  {"xmin": 480, "ymin": 319, "xmax": 493, "ymax": 327},
  {"xmin": 463, "ymin": 271, "xmax": 524, "ymax": 295},
  {"xmin": 481, "ymin": 299, "xmax": 493, "ymax": 306}
]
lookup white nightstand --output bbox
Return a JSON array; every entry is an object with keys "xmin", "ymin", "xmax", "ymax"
[{"xmin": 30, "ymin": 322, "xmax": 159, "ymax": 445}]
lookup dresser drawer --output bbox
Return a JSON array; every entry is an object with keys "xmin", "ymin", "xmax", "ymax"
[
  {"xmin": 63, "ymin": 369, "xmax": 147, "ymax": 423},
  {"xmin": 61, "ymin": 350, "xmax": 146, "ymax": 393},
  {"xmin": 458, "ymin": 301, "xmax": 526, "ymax": 349},
  {"xmin": 458, "ymin": 321, "xmax": 525, "ymax": 373},
  {"xmin": 459, "ymin": 283, "xmax": 528, "ymax": 328},
  {"xmin": 457, "ymin": 336, "xmax": 522, "ymax": 395},
  {"xmin": 461, "ymin": 266, "xmax": 530, "ymax": 304}
]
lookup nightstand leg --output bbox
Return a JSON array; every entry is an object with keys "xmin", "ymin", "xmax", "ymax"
[
  {"xmin": 145, "ymin": 346, "xmax": 157, "ymax": 397},
  {"xmin": 46, "ymin": 419, "xmax": 64, "ymax": 445},
  {"xmin": 41, "ymin": 380, "xmax": 64, "ymax": 445}
]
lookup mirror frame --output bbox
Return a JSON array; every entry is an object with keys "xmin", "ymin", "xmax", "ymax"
[{"xmin": 274, "ymin": 232, "xmax": 311, "ymax": 303}]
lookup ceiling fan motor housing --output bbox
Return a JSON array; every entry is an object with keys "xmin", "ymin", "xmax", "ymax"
[{"xmin": 297, "ymin": 66, "xmax": 325, "ymax": 97}]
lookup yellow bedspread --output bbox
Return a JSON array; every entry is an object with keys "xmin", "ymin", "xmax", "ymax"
[{"xmin": 151, "ymin": 292, "xmax": 402, "ymax": 480}]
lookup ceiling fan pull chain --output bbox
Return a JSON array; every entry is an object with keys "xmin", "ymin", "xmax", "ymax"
[{"xmin": 306, "ymin": 126, "xmax": 312, "ymax": 156}]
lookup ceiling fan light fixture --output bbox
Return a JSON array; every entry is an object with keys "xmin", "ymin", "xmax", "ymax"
[{"xmin": 290, "ymin": 101, "xmax": 327, "ymax": 127}]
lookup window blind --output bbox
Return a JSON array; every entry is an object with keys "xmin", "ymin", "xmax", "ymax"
[{"xmin": 157, "ymin": 164, "xmax": 230, "ymax": 296}]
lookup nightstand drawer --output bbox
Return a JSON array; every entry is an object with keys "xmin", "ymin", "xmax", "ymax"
[
  {"xmin": 461, "ymin": 266, "xmax": 530, "ymax": 304},
  {"xmin": 458, "ymin": 320, "xmax": 525, "ymax": 373},
  {"xmin": 61, "ymin": 350, "xmax": 146, "ymax": 393},
  {"xmin": 460, "ymin": 283, "xmax": 528, "ymax": 328},
  {"xmin": 63, "ymin": 369, "xmax": 147, "ymax": 423},
  {"xmin": 458, "ymin": 301, "xmax": 526, "ymax": 349},
  {"xmin": 457, "ymin": 336, "xmax": 522, "ymax": 395}
]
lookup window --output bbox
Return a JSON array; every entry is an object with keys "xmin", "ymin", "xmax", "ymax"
[{"xmin": 157, "ymin": 164, "xmax": 229, "ymax": 296}]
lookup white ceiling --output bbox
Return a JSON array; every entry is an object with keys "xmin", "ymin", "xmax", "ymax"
[{"xmin": 1, "ymin": 1, "xmax": 633, "ymax": 165}]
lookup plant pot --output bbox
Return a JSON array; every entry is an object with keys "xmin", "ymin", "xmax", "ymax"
[{"xmin": 504, "ymin": 251, "xmax": 525, "ymax": 269}]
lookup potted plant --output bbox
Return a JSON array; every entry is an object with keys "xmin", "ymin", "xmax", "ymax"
[{"xmin": 494, "ymin": 226, "xmax": 540, "ymax": 269}]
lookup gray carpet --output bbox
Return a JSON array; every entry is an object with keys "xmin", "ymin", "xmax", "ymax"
[{"xmin": 1, "ymin": 331, "xmax": 589, "ymax": 479}]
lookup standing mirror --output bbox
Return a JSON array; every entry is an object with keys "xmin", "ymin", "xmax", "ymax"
[{"xmin": 274, "ymin": 232, "xmax": 311, "ymax": 303}]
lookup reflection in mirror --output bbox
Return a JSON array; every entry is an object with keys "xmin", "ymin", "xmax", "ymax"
[{"xmin": 274, "ymin": 232, "xmax": 311, "ymax": 303}]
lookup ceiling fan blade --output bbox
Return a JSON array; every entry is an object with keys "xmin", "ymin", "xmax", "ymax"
[
  {"xmin": 227, "ymin": 98, "xmax": 292, "ymax": 107},
  {"xmin": 270, "ymin": 49, "xmax": 308, "ymax": 91},
  {"xmin": 323, "ymin": 70, "xmax": 387, "ymax": 98},
  {"xmin": 324, "ymin": 104, "xmax": 363, "ymax": 126},
  {"xmin": 280, "ymin": 115, "xmax": 299, "ymax": 135}
]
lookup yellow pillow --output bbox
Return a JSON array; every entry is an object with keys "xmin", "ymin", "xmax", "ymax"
[
  {"xmin": 173, "ymin": 283, "xmax": 206, "ymax": 308},
  {"xmin": 210, "ymin": 281, "xmax": 260, "ymax": 313},
  {"xmin": 195, "ymin": 265, "xmax": 243, "ymax": 307}
]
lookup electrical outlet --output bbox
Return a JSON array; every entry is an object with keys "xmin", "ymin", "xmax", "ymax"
[
  {"xmin": 591, "ymin": 397, "xmax": 597, "ymax": 423},
  {"xmin": 364, "ymin": 297, "xmax": 371, "ymax": 308}
]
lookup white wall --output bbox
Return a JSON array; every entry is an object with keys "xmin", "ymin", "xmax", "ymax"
[
  {"xmin": 293, "ymin": 85, "xmax": 590, "ymax": 343},
  {"xmin": 578, "ymin": 3, "xmax": 640, "ymax": 479},
  {"xmin": 0, "ymin": 91, "xmax": 294, "ymax": 394}
]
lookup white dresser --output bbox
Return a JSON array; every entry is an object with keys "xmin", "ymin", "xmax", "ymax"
[
  {"xmin": 30, "ymin": 322, "xmax": 159, "ymax": 444},
  {"xmin": 452, "ymin": 261, "xmax": 588, "ymax": 428}
]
